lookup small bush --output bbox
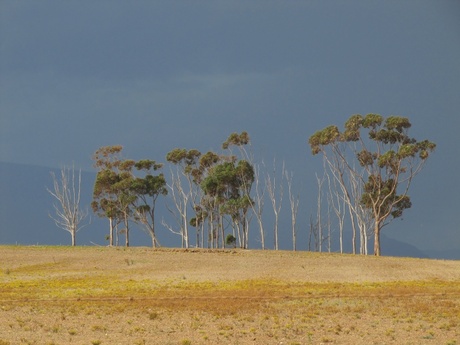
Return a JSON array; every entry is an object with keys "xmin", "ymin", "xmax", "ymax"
[
  {"xmin": 225, "ymin": 235, "xmax": 236, "ymax": 248},
  {"xmin": 149, "ymin": 311, "xmax": 159, "ymax": 320}
]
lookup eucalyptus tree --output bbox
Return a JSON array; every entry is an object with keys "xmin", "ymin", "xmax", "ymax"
[
  {"xmin": 166, "ymin": 148, "xmax": 202, "ymax": 247},
  {"xmin": 196, "ymin": 150, "xmax": 221, "ymax": 248},
  {"xmin": 165, "ymin": 133, "xmax": 255, "ymax": 249},
  {"xmin": 221, "ymin": 132, "xmax": 255, "ymax": 248},
  {"xmin": 166, "ymin": 148, "xmax": 220, "ymax": 248},
  {"xmin": 166, "ymin": 148, "xmax": 229, "ymax": 248},
  {"xmin": 131, "ymin": 160, "xmax": 167, "ymax": 248},
  {"xmin": 202, "ymin": 158, "xmax": 254, "ymax": 248},
  {"xmin": 47, "ymin": 165, "xmax": 90, "ymax": 246},
  {"xmin": 92, "ymin": 146, "xmax": 138, "ymax": 247},
  {"xmin": 199, "ymin": 153, "xmax": 233, "ymax": 248},
  {"xmin": 92, "ymin": 145, "xmax": 124, "ymax": 246},
  {"xmin": 104, "ymin": 158, "xmax": 137, "ymax": 247},
  {"xmin": 309, "ymin": 114, "xmax": 435, "ymax": 256}
]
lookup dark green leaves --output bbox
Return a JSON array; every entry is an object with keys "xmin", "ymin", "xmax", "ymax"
[
  {"xmin": 222, "ymin": 131, "xmax": 250, "ymax": 150},
  {"xmin": 385, "ymin": 116, "xmax": 411, "ymax": 132},
  {"xmin": 308, "ymin": 125, "xmax": 340, "ymax": 155},
  {"xmin": 417, "ymin": 140, "xmax": 436, "ymax": 159},
  {"xmin": 308, "ymin": 114, "xmax": 435, "ymax": 251},
  {"xmin": 357, "ymin": 149, "xmax": 375, "ymax": 167},
  {"xmin": 343, "ymin": 114, "xmax": 363, "ymax": 141},
  {"xmin": 362, "ymin": 113, "xmax": 383, "ymax": 129}
]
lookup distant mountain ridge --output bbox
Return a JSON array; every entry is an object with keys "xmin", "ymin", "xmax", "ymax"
[{"xmin": 0, "ymin": 161, "xmax": 456, "ymax": 259}]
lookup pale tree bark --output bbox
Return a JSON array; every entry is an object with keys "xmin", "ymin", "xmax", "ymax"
[
  {"xmin": 326, "ymin": 170, "xmax": 345, "ymax": 253},
  {"xmin": 325, "ymin": 156, "xmax": 373, "ymax": 255},
  {"xmin": 251, "ymin": 163, "xmax": 266, "ymax": 249},
  {"xmin": 309, "ymin": 115, "xmax": 435, "ymax": 256},
  {"xmin": 182, "ymin": 167, "xmax": 203, "ymax": 248},
  {"xmin": 135, "ymin": 209, "xmax": 161, "ymax": 248},
  {"xmin": 162, "ymin": 168, "xmax": 191, "ymax": 248},
  {"xmin": 321, "ymin": 150, "xmax": 359, "ymax": 254},
  {"xmin": 311, "ymin": 172, "xmax": 332, "ymax": 252},
  {"xmin": 223, "ymin": 133, "xmax": 255, "ymax": 250},
  {"xmin": 315, "ymin": 173, "xmax": 325, "ymax": 252},
  {"xmin": 47, "ymin": 166, "xmax": 90, "ymax": 246},
  {"xmin": 348, "ymin": 168, "xmax": 374, "ymax": 255},
  {"xmin": 284, "ymin": 168, "xmax": 299, "ymax": 251},
  {"xmin": 266, "ymin": 160, "xmax": 284, "ymax": 250}
]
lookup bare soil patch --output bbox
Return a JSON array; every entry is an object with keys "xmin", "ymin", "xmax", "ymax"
[{"xmin": 1, "ymin": 246, "xmax": 459, "ymax": 344}]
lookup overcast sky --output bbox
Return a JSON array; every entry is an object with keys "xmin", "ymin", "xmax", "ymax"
[{"xmin": 1, "ymin": 1, "xmax": 459, "ymax": 252}]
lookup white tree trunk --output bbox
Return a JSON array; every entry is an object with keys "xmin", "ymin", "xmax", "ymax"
[{"xmin": 47, "ymin": 165, "xmax": 89, "ymax": 246}]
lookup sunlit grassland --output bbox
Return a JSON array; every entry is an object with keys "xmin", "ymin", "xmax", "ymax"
[{"xmin": 1, "ymin": 246, "xmax": 459, "ymax": 344}]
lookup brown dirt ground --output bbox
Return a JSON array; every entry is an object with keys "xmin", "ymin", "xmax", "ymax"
[{"xmin": 1, "ymin": 246, "xmax": 459, "ymax": 345}]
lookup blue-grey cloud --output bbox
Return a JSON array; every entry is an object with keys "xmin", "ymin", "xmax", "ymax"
[{"xmin": 1, "ymin": 0, "xmax": 459, "ymax": 251}]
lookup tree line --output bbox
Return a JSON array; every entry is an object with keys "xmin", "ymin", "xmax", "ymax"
[{"xmin": 48, "ymin": 114, "xmax": 435, "ymax": 256}]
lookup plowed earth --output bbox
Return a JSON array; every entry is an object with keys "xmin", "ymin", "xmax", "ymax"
[{"xmin": 1, "ymin": 246, "xmax": 459, "ymax": 345}]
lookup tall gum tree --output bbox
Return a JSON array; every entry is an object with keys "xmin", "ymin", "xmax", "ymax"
[
  {"xmin": 131, "ymin": 160, "xmax": 167, "ymax": 248},
  {"xmin": 165, "ymin": 133, "xmax": 255, "ymax": 249},
  {"xmin": 221, "ymin": 132, "xmax": 255, "ymax": 249},
  {"xmin": 166, "ymin": 148, "xmax": 202, "ymax": 247},
  {"xmin": 92, "ymin": 145, "xmax": 124, "ymax": 246},
  {"xmin": 308, "ymin": 114, "xmax": 435, "ymax": 256}
]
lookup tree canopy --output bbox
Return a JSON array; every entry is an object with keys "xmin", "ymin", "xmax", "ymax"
[{"xmin": 309, "ymin": 114, "xmax": 435, "ymax": 255}]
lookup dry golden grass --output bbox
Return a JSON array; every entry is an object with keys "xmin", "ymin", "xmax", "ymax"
[{"xmin": 1, "ymin": 246, "xmax": 459, "ymax": 344}]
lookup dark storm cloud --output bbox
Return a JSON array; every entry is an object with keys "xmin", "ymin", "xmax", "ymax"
[{"xmin": 1, "ymin": 0, "xmax": 459, "ymax": 251}]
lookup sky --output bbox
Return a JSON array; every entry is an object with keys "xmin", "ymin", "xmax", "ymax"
[{"xmin": 1, "ymin": 1, "xmax": 459, "ymax": 253}]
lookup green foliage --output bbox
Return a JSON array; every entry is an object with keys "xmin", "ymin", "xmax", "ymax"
[
  {"xmin": 92, "ymin": 147, "xmax": 131, "ymax": 225},
  {"xmin": 344, "ymin": 114, "xmax": 364, "ymax": 141},
  {"xmin": 166, "ymin": 132, "xmax": 255, "ymax": 249},
  {"xmin": 308, "ymin": 125, "xmax": 340, "ymax": 154},
  {"xmin": 166, "ymin": 148, "xmax": 201, "ymax": 170},
  {"xmin": 362, "ymin": 113, "xmax": 383, "ymax": 129},
  {"xmin": 222, "ymin": 131, "xmax": 250, "ymax": 149},
  {"xmin": 225, "ymin": 234, "xmax": 236, "ymax": 248},
  {"xmin": 92, "ymin": 146, "xmax": 168, "ymax": 247},
  {"xmin": 308, "ymin": 114, "xmax": 435, "ymax": 255}
]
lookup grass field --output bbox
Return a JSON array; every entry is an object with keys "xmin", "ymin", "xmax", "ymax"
[{"xmin": 1, "ymin": 246, "xmax": 459, "ymax": 345}]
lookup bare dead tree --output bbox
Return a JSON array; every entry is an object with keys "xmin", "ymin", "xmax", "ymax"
[
  {"xmin": 47, "ymin": 165, "xmax": 90, "ymax": 246},
  {"xmin": 284, "ymin": 167, "xmax": 299, "ymax": 251},
  {"xmin": 266, "ymin": 159, "xmax": 284, "ymax": 250},
  {"xmin": 251, "ymin": 162, "xmax": 266, "ymax": 249}
]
